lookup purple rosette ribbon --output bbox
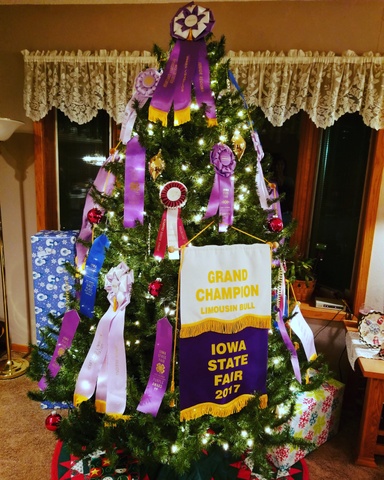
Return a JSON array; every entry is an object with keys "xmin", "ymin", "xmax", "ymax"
[
  {"xmin": 76, "ymin": 152, "xmax": 117, "ymax": 269},
  {"xmin": 148, "ymin": 2, "xmax": 217, "ymax": 127},
  {"xmin": 204, "ymin": 143, "xmax": 236, "ymax": 232},
  {"xmin": 74, "ymin": 262, "xmax": 134, "ymax": 415},
  {"xmin": 137, "ymin": 317, "xmax": 173, "ymax": 417},
  {"xmin": 120, "ymin": 68, "xmax": 161, "ymax": 145}
]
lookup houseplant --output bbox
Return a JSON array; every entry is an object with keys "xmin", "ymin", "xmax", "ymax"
[{"xmin": 286, "ymin": 257, "xmax": 317, "ymax": 302}]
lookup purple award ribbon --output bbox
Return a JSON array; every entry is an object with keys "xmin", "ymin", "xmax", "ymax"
[
  {"xmin": 276, "ymin": 268, "xmax": 302, "ymax": 383},
  {"xmin": 120, "ymin": 68, "xmax": 161, "ymax": 144},
  {"xmin": 38, "ymin": 309, "xmax": 81, "ymax": 390},
  {"xmin": 204, "ymin": 143, "xmax": 236, "ymax": 232},
  {"xmin": 76, "ymin": 153, "xmax": 117, "ymax": 268},
  {"xmin": 137, "ymin": 317, "xmax": 172, "ymax": 417},
  {"xmin": 123, "ymin": 136, "xmax": 146, "ymax": 228},
  {"xmin": 148, "ymin": 3, "xmax": 217, "ymax": 127},
  {"xmin": 74, "ymin": 262, "xmax": 134, "ymax": 415}
]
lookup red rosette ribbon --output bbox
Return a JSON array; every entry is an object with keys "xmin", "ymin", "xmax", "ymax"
[
  {"xmin": 204, "ymin": 143, "xmax": 236, "ymax": 232},
  {"xmin": 154, "ymin": 181, "xmax": 188, "ymax": 260},
  {"xmin": 148, "ymin": 2, "xmax": 217, "ymax": 127}
]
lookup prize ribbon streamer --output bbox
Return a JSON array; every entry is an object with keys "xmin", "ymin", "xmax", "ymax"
[
  {"xmin": 228, "ymin": 70, "xmax": 273, "ymax": 212},
  {"xmin": 154, "ymin": 181, "xmax": 188, "ymax": 259},
  {"xmin": 204, "ymin": 143, "xmax": 236, "ymax": 232},
  {"xmin": 120, "ymin": 68, "xmax": 161, "ymax": 144},
  {"xmin": 38, "ymin": 310, "xmax": 81, "ymax": 390},
  {"xmin": 137, "ymin": 317, "xmax": 173, "ymax": 417},
  {"xmin": 149, "ymin": 2, "xmax": 217, "ymax": 127},
  {"xmin": 76, "ymin": 152, "xmax": 117, "ymax": 268},
  {"xmin": 74, "ymin": 262, "xmax": 134, "ymax": 415},
  {"xmin": 276, "ymin": 266, "xmax": 302, "ymax": 383},
  {"xmin": 79, "ymin": 234, "xmax": 110, "ymax": 318},
  {"xmin": 123, "ymin": 136, "xmax": 146, "ymax": 228}
]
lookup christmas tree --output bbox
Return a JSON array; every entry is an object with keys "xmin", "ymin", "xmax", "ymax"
[{"xmin": 28, "ymin": 4, "xmax": 330, "ymax": 479}]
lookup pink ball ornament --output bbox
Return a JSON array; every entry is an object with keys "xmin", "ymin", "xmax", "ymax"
[
  {"xmin": 45, "ymin": 410, "xmax": 62, "ymax": 431},
  {"xmin": 268, "ymin": 216, "xmax": 283, "ymax": 233},
  {"xmin": 87, "ymin": 207, "xmax": 103, "ymax": 225}
]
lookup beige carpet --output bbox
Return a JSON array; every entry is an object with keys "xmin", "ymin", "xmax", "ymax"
[{"xmin": 1, "ymin": 366, "xmax": 384, "ymax": 480}]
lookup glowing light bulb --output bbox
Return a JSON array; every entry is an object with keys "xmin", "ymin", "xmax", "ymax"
[
  {"xmin": 241, "ymin": 430, "xmax": 248, "ymax": 438},
  {"xmin": 191, "ymin": 102, "xmax": 199, "ymax": 110},
  {"xmin": 237, "ymin": 110, "xmax": 245, "ymax": 118},
  {"xmin": 198, "ymin": 139, "xmax": 205, "ymax": 146},
  {"xmin": 245, "ymin": 166, "xmax": 252, "ymax": 172},
  {"xmin": 108, "ymin": 211, "xmax": 115, "ymax": 218},
  {"xmin": 126, "ymin": 340, "xmax": 131, "ymax": 347},
  {"xmin": 196, "ymin": 178, "xmax": 203, "ymax": 185},
  {"xmin": 135, "ymin": 339, "xmax": 140, "ymax": 345},
  {"xmin": 181, "ymin": 164, "xmax": 188, "ymax": 171},
  {"xmin": 222, "ymin": 443, "xmax": 229, "ymax": 451},
  {"xmin": 194, "ymin": 214, "xmax": 203, "ymax": 222},
  {"xmin": 219, "ymin": 134, "xmax": 226, "ymax": 142},
  {"xmin": 122, "ymin": 235, "xmax": 129, "ymax": 242},
  {"xmin": 264, "ymin": 426, "xmax": 272, "ymax": 434},
  {"xmin": 171, "ymin": 445, "xmax": 178, "ymax": 453},
  {"xmin": 247, "ymin": 439, "xmax": 254, "ymax": 447}
]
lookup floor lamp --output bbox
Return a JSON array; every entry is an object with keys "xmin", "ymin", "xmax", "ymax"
[{"xmin": 0, "ymin": 117, "xmax": 29, "ymax": 379}]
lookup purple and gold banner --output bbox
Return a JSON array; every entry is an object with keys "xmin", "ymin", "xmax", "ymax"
[
  {"xmin": 179, "ymin": 327, "xmax": 268, "ymax": 420},
  {"xmin": 179, "ymin": 244, "xmax": 271, "ymax": 420}
]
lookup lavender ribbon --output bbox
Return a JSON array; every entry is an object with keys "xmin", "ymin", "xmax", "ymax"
[
  {"xmin": 204, "ymin": 143, "xmax": 236, "ymax": 232},
  {"xmin": 76, "ymin": 153, "xmax": 117, "ymax": 268},
  {"xmin": 74, "ymin": 262, "xmax": 134, "ymax": 415},
  {"xmin": 137, "ymin": 317, "xmax": 172, "ymax": 417},
  {"xmin": 123, "ymin": 136, "xmax": 146, "ymax": 228},
  {"xmin": 38, "ymin": 309, "xmax": 80, "ymax": 390},
  {"xmin": 276, "ymin": 268, "xmax": 302, "ymax": 383},
  {"xmin": 120, "ymin": 68, "xmax": 161, "ymax": 144}
]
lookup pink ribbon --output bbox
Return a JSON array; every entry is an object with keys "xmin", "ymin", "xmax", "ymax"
[
  {"xmin": 137, "ymin": 317, "xmax": 173, "ymax": 417},
  {"xmin": 74, "ymin": 262, "xmax": 134, "ymax": 415},
  {"xmin": 38, "ymin": 310, "xmax": 80, "ymax": 390},
  {"xmin": 204, "ymin": 143, "xmax": 236, "ymax": 232},
  {"xmin": 76, "ymin": 153, "xmax": 117, "ymax": 268},
  {"xmin": 124, "ymin": 136, "xmax": 146, "ymax": 228}
]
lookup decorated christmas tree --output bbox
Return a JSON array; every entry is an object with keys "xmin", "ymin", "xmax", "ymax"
[{"xmin": 28, "ymin": 3, "xmax": 330, "ymax": 479}]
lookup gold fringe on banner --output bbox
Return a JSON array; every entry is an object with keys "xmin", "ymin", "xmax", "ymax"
[
  {"xmin": 148, "ymin": 105, "xmax": 168, "ymax": 126},
  {"xmin": 180, "ymin": 313, "xmax": 271, "ymax": 338},
  {"xmin": 259, "ymin": 393, "xmax": 268, "ymax": 409},
  {"xmin": 180, "ymin": 394, "xmax": 254, "ymax": 421}
]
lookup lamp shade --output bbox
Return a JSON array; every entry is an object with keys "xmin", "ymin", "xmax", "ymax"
[{"xmin": 0, "ymin": 118, "xmax": 24, "ymax": 141}]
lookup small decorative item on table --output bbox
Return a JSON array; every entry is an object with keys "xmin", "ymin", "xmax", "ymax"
[{"xmin": 358, "ymin": 311, "xmax": 384, "ymax": 348}]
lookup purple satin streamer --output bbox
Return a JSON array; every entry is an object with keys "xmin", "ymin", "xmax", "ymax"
[
  {"xmin": 137, "ymin": 317, "xmax": 172, "ymax": 417},
  {"xmin": 276, "ymin": 278, "xmax": 302, "ymax": 383},
  {"xmin": 149, "ymin": 41, "xmax": 182, "ymax": 115},
  {"xmin": 193, "ymin": 41, "xmax": 216, "ymax": 120},
  {"xmin": 38, "ymin": 309, "xmax": 80, "ymax": 390},
  {"xmin": 124, "ymin": 137, "xmax": 146, "ymax": 228},
  {"xmin": 76, "ymin": 156, "xmax": 116, "ymax": 267}
]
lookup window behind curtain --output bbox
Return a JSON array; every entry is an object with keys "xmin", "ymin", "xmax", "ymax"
[{"xmin": 57, "ymin": 110, "xmax": 111, "ymax": 230}]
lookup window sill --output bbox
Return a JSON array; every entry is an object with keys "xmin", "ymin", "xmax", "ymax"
[{"xmin": 299, "ymin": 301, "xmax": 358, "ymax": 322}]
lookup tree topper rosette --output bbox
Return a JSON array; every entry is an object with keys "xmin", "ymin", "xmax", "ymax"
[
  {"xmin": 148, "ymin": 2, "xmax": 217, "ymax": 127},
  {"xmin": 154, "ymin": 181, "xmax": 188, "ymax": 260},
  {"xmin": 120, "ymin": 68, "xmax": 162, "ymax": 144},
  {"xmin": 74, "ymin": 262, "xmax": 134, "ymax": 416},
  {"xmin": 204, "ymin": 143, "xmax": 237, "ymax": 232}
]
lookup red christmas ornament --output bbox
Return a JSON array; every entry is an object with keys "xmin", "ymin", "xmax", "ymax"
[
  {"xmin": 87, "ymin": 207, "xmax": 103, "ymax": 225},
  {"xmin": 268, "ymin": 216, "xmax": 283, "ymax": 233},
  {"xmin": 45, "ymin": 410, "xmax": 62, "ymax": 431},
  {"xmin": 148, "ymin": 278, "xmax": 163, "ymax": 297}
]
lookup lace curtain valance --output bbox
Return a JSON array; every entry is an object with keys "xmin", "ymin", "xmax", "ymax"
[
  {"xmin": 22, "ymin": 50, "xmax": 158, "ymax": 125},
  {"xmin": 22, "ymin": 49, "xmax": 384, "ymax": 129}
]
